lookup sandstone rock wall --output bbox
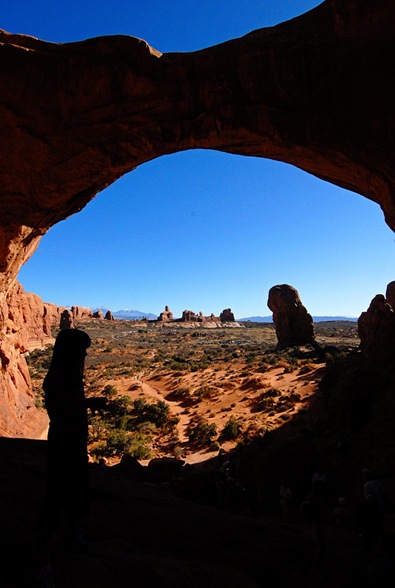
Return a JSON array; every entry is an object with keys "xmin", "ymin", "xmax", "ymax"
[
  {"xmin": 358, "ymin": 285, "xmax": 395, "ymax": 367},
  {"xmin": 0, "ymin": 281, "xmax": 60, "ymax": 436},
  {"xmin": 0, "ymin": 281, "xmax": 93, "ymax": 436}
]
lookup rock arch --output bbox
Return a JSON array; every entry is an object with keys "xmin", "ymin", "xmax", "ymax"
[{"xmin": 1, "ymin": 0, "xmax": 394, "ymax": 434}]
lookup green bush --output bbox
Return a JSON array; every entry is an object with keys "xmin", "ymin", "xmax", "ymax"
[
  {"xmin": 99, "ymin": 428, "xmax": 132, "ymax": 457},
  {"xmin": 187, "ymin": 417, "xmax": 217, "ymax": 447},
  {"xmin": 91, "ymin": 428, "xmax": 152, "ymax": 460},
  {"xmin": 221, "ymin": 416, "xmax": 242, "ymax": 441},
  {"xmin": 107, "ymin": 395, "xmax": 131, "ymax": 418},
  {"xmin": 127, "ymin": 432, "xmax": 152, "ymax": 459},
  {"xmin": 169, "ymin": 387, "xmax": 191, "ymax": 401},
  {"xmin": 101, "ymin": 384, "xmax": 118, "ymax": 397},
  {"xmin": 26, "ymin": 345, "xmax": 53, "ymax": 373},
  {"xmin": 132, "ymin": 398, "xmax": 179, "ymax": 431}
]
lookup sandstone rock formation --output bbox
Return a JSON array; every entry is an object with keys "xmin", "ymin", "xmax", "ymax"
[
  {"xmin": 105, "ymin": 310, "xmax": 114, "ymax": 321},
  {"xmin": 180, "ymin": 310, "xmax": 220, "ymax": 323},
  {"xmin": 71, "ymin": 306, "xmax": 93, "ymax": 320},
  {"xmin": 385, "ymin": 281, "xmax": 395, "ymax": 309},
  {"xmin": 220, "ymin": 308, "xmax": 235, "ymax": 322},
  {"xmin": 0, "ymin": 291, "xmax": 93, "ymax": 435},
  {"xmin": 157, "ymin": 306, "xmax": 173, "ymax": 322},
  {"xmin": 0, "ymin": 284, "xmax": 62, "ymax": 436},
  {"xmin": 181, "ymin": 310, "xmax": 198, "ymax": 322},
  {"xmin": 93, "ymin": 310, "xmax": 103, "ymax": 319},
  {"xmin": 267, "ymin": 285, "xmax": 316, "ymax": 349},
  {"xmin": 358, "ymin": 288, "xmax": 395, "ymax": 366},
  {"xmin": 0, "ymin": 0, "xmax": 394, "ymax": 435},
  {"xmin": 59, "ymin": 309, "xmax": 74, "ymax": 329}
]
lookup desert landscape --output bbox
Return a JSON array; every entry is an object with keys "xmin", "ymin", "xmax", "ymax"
[{"xmin": 28, "ymin": 318, "xmax": 359, "ymax": 467}]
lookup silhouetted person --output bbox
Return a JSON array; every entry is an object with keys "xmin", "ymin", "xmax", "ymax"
[{"xmin": 34, "ymin": 329, "xmax": 91, "ymax": 587}]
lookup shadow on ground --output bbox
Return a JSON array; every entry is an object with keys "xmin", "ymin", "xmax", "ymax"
[{"xmin": 0, "ymin": 431, "xmax": 381, "ymax": 588}]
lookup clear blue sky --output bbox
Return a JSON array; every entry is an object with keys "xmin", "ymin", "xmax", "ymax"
[{"xmin": 6, "ymin": 1, "xmax": 394, "ymax": 319}]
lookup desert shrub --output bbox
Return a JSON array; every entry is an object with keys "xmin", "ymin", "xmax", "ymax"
[
  {"xmin": 172, "ymin": 445, "xmax": 184, "ymax": 459},
  {"xmin": 187, "ymin": 417, "xmax": 217, "ymax": 447},
  {"xmin": 101, "ymin": 384, "xmax": 118, "ymax": 398},
  {"xmin": 210, "ymin": 440, "xmax": 221, "ymax": 451},
  {"xmin": 132, "ymin": 398, "xmax": 179, "ymax": 431},
  {"xmin": 221, "ymin": 416, "xmax": 242, "ymax": 441},
  {"xmin": 168, "ymin": 360, "xmax": 189, "ymax": 371},
  {"xmin": 299, "ymin": 363, "xmax": 315, "ymax": 374},
  {"xmin": 107, "ymin": 395, "xmax": 132, "ymax": 420},
  {"xmin": 264, "ymin": 388, "xmax": 281, "ymax": 397},
  {"xmin": 90, "ymin": 428, "xmax": 152, "ymax": 460},
  {"xmin": 135, "ymin": 358, "xmax": 150, "ymax": 370},
  {"xmin": 33, "ymin": 388, "xmax": 45, "ymax": 409},
  {"xmin": 252, "ymin": 388, "xmax": 280, "ymax": 412},
  {"xmin": 95, "ymin": 428, "xmax": 131, "ymax": 457},
  {"xmin": 88, "ymin": 418, "xmax": 108, "ymax": 443},
  {"xmin": 237, "ymin": 426, "xmax": 268, "ymax": 448},
  {"xmin": 172, "ymin": 353, "xmax": 190, "ymax": 362},
  {"xmin": 117, "ymin": 367, "xmax": 135, "ymax": 376},
  {"xmin": 193, "ymin": 385, "xmax": 218, "ymax": 402},
  {"xmin": 169, "ymin": 387, "xmax": 191, "ymax": 401},
  {"xmin": 167, "ymin": 387, "xmax": 193, "ymax": 406},
  {"xmin": 90, "ymin": 441, "xmax": 108, "ymax": 459},
  {"xmin": 127, "ymin": 432, "xmax": 152, "ymax": 459},
  {"xmin": 268, "ymin": 355, "xmax": 280, "ymax": 366},
  {"xmin": 26, "ymin": 345, "xmax": 53, "ymax": 374},
  {"xmin": 167, "ymin": 358, "xmax": 210, "ymax": 372}
]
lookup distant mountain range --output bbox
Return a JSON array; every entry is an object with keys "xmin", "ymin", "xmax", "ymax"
[
  {"xmin": 238, "ymin": 316, "xmax": 357, "ymax": 323},
  {"xmin": 113, "ymin": 309, "xmax": 158, "ymax": 320},
  {"xmin": 92, "ymin": 308, "xmax": 158, "ymax": 320}
]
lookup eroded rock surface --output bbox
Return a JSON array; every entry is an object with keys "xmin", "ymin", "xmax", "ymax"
[
  {"xmin": 358, "ymin": 287, "xmax": 395, "ymax": 366},
  {"xmin": 268, "ymin": 284, "xmax": 316, "ymax": 349},
  {"xmin": 1, "ymin": 0, "xmax": 395, "ymax": 434},
  {"xmin": 0, "ymin": 284, "xmax": 93, "ymax": 435},
  {"xmin": 157, "ymin": 306, "xmax": 173, "ymax": 322},
  {"xmin": 0, "ymin": 283, "xmax": 61, "ymax": 436},
  {"xmin": 71, "ymin": 306, "xmax": 93, "ymax": 320},
  {"xmin": 220, "ymin": 308, "xmax": 236, "ymax": 322}
]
